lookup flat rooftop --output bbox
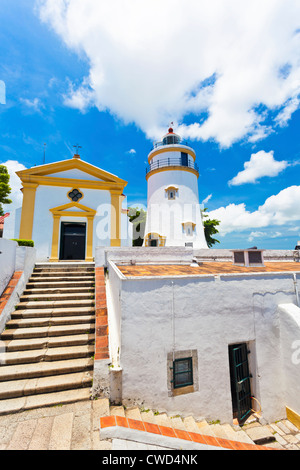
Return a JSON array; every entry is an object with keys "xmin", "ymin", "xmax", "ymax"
[{"xmin": 117, "ymin": 261, "xmax": 300, "ymax": 278}]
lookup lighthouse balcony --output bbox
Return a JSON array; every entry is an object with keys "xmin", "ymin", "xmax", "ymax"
[{"xmin": 146, "ymin": 156, "xmax": 199, "ymax": 175}]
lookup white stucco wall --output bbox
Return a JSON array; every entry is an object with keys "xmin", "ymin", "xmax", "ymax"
[
  {"xmin": 145, "ymin": 169, "xmax": 207, "ymax": 249},
  {"xmin": 278, "ymin": 303, "xmax": 300, "ymax": 417},
  {"xmin": 31, "ymin": 184, "xmax": 112, "ymax": 260},
  {"xmin": 0, "ymin": 245, "xmax": 36, "ymax": 333},
  {"xmin": 0, "ymin": 239, "xmax": 17, "ymax": 296},
  {"xmin": 108, "ymin": 266, "xmax": 300, "ymax": 424}
]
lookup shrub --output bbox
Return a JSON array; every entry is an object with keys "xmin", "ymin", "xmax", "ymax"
[{"xmin": 11, "ymin": 239, "xmax": 34, "ymax": 247}]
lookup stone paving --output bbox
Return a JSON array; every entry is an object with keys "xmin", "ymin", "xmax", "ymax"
[
  {"xmin": 1, "ymin": 398, "xmax": 300, "ymax": 450},
  {"xmin": 0, "ymin": 399, "xmax": 112, "ymax": 450}
]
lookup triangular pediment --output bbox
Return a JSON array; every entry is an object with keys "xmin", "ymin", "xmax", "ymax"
[
  {"xmin": 16, "ymin": 157, "xmax": 127, "ymax": 186},
  {"xmin": 50, "ymin": 201, "xmax": 97, "ymax": 217}
]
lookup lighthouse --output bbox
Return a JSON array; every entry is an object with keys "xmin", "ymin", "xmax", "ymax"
[{"xmin": 143, "ymin": 127, "xmax": 208, "ymax": 249}]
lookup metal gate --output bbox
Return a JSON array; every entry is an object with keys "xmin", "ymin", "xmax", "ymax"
[{"xmin": 229, "ymin": 343, "xmax": 252, "ymax": 423}]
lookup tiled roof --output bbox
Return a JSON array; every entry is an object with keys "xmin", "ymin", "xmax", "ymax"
[{"xmin": 117, "ymin": 261, "xmax": 300, "ymax": 278}]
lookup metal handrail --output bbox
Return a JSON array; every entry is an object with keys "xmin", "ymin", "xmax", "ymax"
[
  {"xmin": 146, "ymin": 157, "xmax": 199, "ymax": 174},
  {"xmin": 152, "ymin": 139, "xmax": 190, "ymax": 150}
]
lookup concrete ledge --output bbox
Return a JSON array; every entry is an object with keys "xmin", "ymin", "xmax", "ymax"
[
  {"xmin": 96, "ymin": 246, "xmax": 194, "ymax": 267},
  {"xmin": 99, "ymin": 416, "xmax": 274, "ymax": 450}
]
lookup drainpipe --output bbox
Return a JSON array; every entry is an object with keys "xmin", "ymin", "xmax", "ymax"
[{"xmin": 293, "ymin": 273, "xmax": 300, "ymax": 307}]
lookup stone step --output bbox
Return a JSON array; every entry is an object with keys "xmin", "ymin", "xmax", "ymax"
[
  {"xmin": 20, "ymin": 293, "xmax": 94, "ymax": 302},
  {"xmin": 125, "ymin": 407, "xmax": 143, "ymax": 421},
  {"xmin": 6, "ymin": 315, "xmax": 95, "ymax": 330},
  {"xmin": 11, "ymin": 306, "xmax": 95, "ymax": 319},
  {"xmin": 169, "ymin": 416, "xmax": 186, "ymax": 430},
  {"xmin": 0, "ymin": 371, "xmax": 93, "ymax": 399},
  {"xmin": 27, "ymin": 276, "xmax": 95, "ymax": 283},
  {"xmin": 0, "ymin": 357, "xmax": 94, "ymax": 382},
  {"xmin": 110, "ymin": 406, "xmax": 126, "ymax": 417},
  {"xmin": 154, "ymin": 412, "xmax": 173, "ymax": 428},
  {"xmin": 34, "ymin": 267, "xmax": 95, "ymax": 273},
  {"xmin": 30, "ymin": 271, "xmax": 95, "ymax": 278},
  {"xmin": 0, "ymin": 387, "xmax": 91, "ymax": 416},
  {"xmin": 4, "ymin": 333, "xmax": 95, "ymax": 352},
  {"xmin": 27, "ymin": 281, "xmax": 95, "ymax": 289},
  {"xmin": 1, "ymin": 322, "xmax": 95, "ymax": 340},
  {"xmin": 15, "ymin": 299, "xmax": 95, "ymax": 310},
  {"xmin": 140, "ymin": 409, "xmax": 156, "ymax": 423},
  {"xmin": 23, "ymin": 286, "xmax": 95, "ymax": 296},
  {"xmin": 1, "ymin": 344, "xmax": 95, "ymax": 365}
]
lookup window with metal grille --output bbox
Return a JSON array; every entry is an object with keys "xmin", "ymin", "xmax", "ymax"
[
  {"xmin": 173, "ymin": 357, "xmax": 193, "ymax": 389},
  {"xmin": 68, "ymin": 188, "xmax": 83, "ymax": 202}
]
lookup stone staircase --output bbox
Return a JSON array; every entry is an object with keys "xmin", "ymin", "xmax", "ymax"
[
  {"xmin": 101, "ymin": 403, "xmax": 300, "ymax": 450},
  {"xmin": 0, "ymin": 262, "xmax": 95, "ymax": 415}
]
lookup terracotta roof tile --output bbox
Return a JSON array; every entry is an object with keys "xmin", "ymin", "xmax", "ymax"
[{"xmin": 117, "ymin": 262, "xmax": 300, "ymax": 278}]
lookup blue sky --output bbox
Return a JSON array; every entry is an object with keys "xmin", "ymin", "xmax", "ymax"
[{"xmin": 1, "ymin": 0, "xmax": 300, "ymax": 249}]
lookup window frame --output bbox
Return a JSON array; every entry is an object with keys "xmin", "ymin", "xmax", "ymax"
[
  {"xmin": 167, "ymin": 350, "xmax": 198, "ymax": 397},
  {"xmin": 173, "ymin": 357, "xmax": 193, "ymax": 389}
]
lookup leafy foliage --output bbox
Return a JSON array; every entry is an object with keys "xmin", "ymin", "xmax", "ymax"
[
  {"xmin": 128, "ymin": 207, "xmax": 147, "ymax": 246},
  {"xmin": 202, "ymin": 207, "xmax": 220, "ymax": 248},
  {"xmin": 11, "ymin": 239, "xmax": 34, "ymax": 247},
  {"xmin": 0, "ymin": 165, "xmax": 12, "ymax": 216}
]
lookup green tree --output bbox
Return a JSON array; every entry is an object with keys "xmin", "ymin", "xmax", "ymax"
[
  {"xmin": 0, "ymin": 165, "xmax": 12, "ymax": 216},
  {"xmin": 128, "ymin": 207, "xmax": 147, "ymax": 246},
  {"xmin": 202, "ymin": 207, "xmax": 220, "ymax": 248}
]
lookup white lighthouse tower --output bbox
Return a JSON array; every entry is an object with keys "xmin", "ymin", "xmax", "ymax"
[{"xmin": 143, "ymin": 127, "xmax": 208, "ymax": 249}]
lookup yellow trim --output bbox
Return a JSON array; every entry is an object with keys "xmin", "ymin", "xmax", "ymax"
[
  {"xmin": 17, "ymin": 174, "xmax": 126, "ymax": 192},
  {"xmin": 19, "ymin": 183, "xmax": 38, "ymax": 240},
  {"xmin": 286, "ymin": 406, "xmax": 300, "ymax": 430},
  {"xmin": 182, "ymin": 222, "xmax": 196, "ymax": 230},
  {"xmin": 49, "ymin": 202, "xmax": 96, "ymax": 262},
  {"xmin": 144, "ymin": 232, "xmax": 166, "ymax": 247},
  {"xmin": 50, "ymin": 215, "xmax": 60, "ymax": 262},
  {"xmin": 16, "ymin": 157, "xmax": 127, "ymax": 184},
  {"xmin": 146, "ymin": 166, "xmax": 199, "ymax": 181},
  {"xmin": 148, "ymin": 146, "xmax": 196, "ymax": 164},
  {"xmin": 110, "ymin": 190, "xmax": 122, "ymax": 247}
]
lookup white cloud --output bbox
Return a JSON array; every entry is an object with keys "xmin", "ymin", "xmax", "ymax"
[
  {"xmin": 37, "ymin": 0, "xmax": 300, "ymax": 147},
  {"xmin": 228, "ymin": 150, "xmax": 288, "ymax": 186},
  {"xmin": 126, "ymin": 149, "xmax": 136, "ymax": 155},
  {"xmin": 20, "ymin": 97, "xmax": 44, "ymax": 112},
  {"xmin": 202, "ymin": 194, "xmax": 212, "ymax": 205},
  {"xmin": 248, "ymin": 231, "xmax": 268, "ymax": 242},
  {"xmin": 0, "ymin": 160, "xmax": 27, "ymax": 211},
  {"xmin": 208, "ymin": 185, "xmax": 300, "ymax": 235}
]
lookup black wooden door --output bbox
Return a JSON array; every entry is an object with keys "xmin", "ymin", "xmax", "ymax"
[
  {"xmin": 60, "ymin": 222, "xmax": 86, "ymax": 260},
  {"xmin": 229, "ymin": 343, "xmax": 252, "ymax": 423}
]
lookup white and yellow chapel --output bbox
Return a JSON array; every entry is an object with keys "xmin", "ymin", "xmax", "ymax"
[{"xmin": 3, "ymin": 152, "xmax": 130, "ymax": 261}]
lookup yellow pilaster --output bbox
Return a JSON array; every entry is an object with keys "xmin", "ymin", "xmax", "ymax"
[
  {"xmin": 50, "ymin": 215, "xmax": 60, "ymax": 262},
  {"xmin": 19, "ymin": 183, "xmax": 38, "ymax": 240},
  {"xmin": 110, "ymin": 190, "xmax": 122, "ymax": 247},
  {"xmin": 86, "ymin": 216, "xmax": 94, "ymax": 261}
]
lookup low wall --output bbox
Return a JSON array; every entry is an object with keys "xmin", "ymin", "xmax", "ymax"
[
  {"xmin": 278, "ymin": 303, "xmax": 300, "ymax": 428},
  {"xmin": 0, "ymin": 239, "xmax": 17, "ymax": 297},
  {"xmin": 95, "ymin": 246, "xmax": 194, "ymax": 267},
  {"xmin": 0, "ymin": 245, "xmax": 36, "ymax": 334}
]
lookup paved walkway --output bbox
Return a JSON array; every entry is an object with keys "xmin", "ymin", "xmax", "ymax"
[{"xmin": 0, "ymin": 399, "xmax": 112, "ymax": 450}]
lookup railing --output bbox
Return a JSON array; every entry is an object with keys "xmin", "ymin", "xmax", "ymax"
[
  {"xmin": 146, "ymin": 157, "xmax": 199, "ymax": 175},
  {"xmin": 152, "ymin": 138, "xmax": 190, "ymax": 150}
]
